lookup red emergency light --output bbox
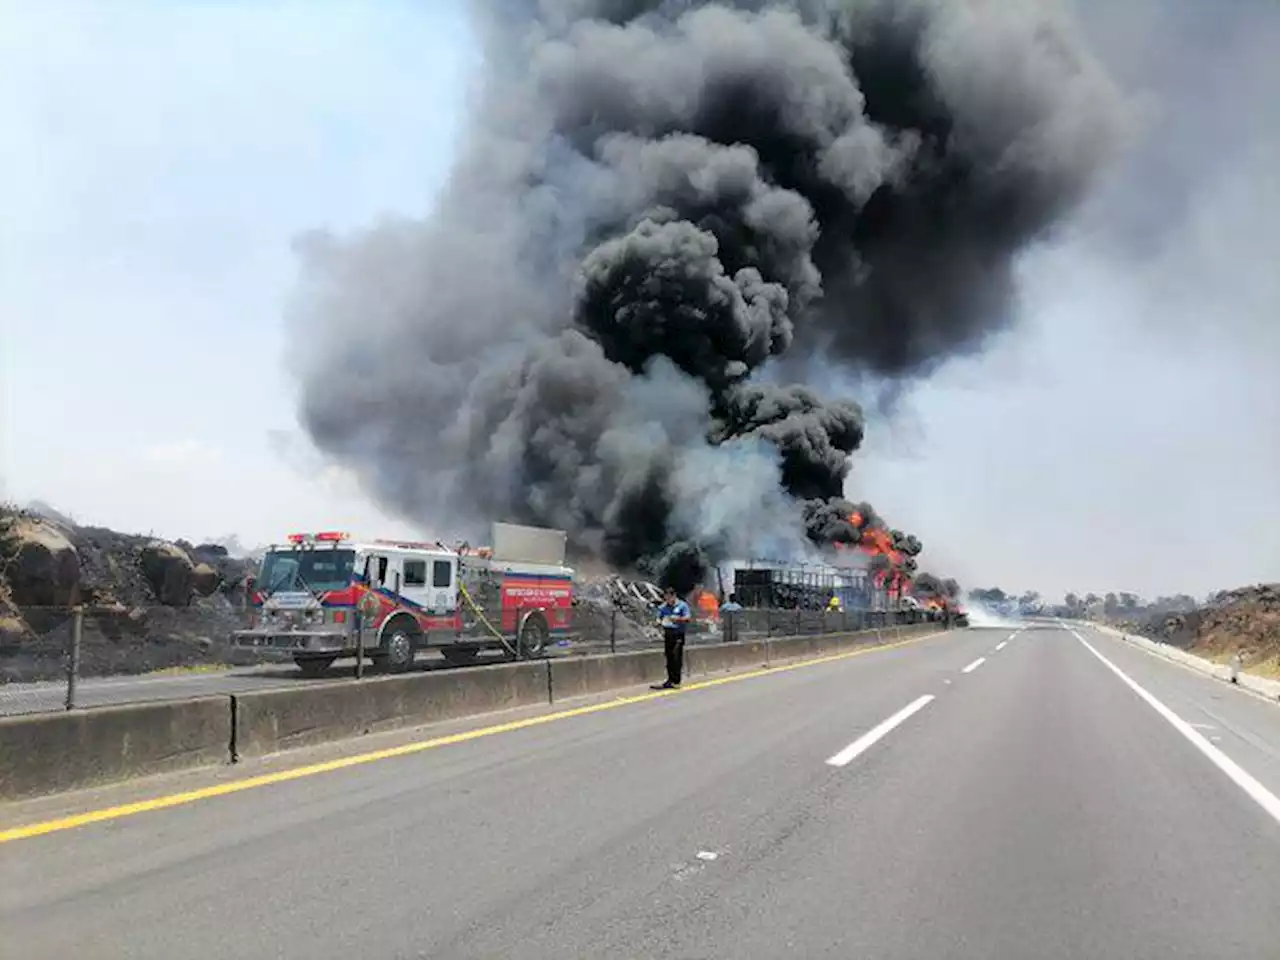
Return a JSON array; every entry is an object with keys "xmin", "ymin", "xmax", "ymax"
[{"xmin": 285, "ymin": 531, "xmax": 349, "ymax": 544}]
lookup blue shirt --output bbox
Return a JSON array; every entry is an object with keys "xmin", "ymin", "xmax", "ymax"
[{"xmin": 658, "ymin": 600, "xmax": 691, "ymax": 635}]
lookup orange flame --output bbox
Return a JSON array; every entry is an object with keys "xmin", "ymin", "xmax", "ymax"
[{"xmin": 833, "ymin": 509, "xmax": 914, "ymax": 600}]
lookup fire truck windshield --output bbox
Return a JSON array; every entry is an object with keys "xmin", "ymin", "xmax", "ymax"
[{"xmin": 258, "ymin": 549, "xmax": 355, "ymax": 594}]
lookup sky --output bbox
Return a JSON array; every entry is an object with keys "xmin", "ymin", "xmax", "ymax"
[{"xmin": 3, "ymin": 0, "xmax": 1277, "ymax": 600}]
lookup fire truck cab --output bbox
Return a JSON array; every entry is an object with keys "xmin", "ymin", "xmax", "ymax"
[{"xmin": 234, "ymin": 523, "xmax": 574, "ymax": 677}]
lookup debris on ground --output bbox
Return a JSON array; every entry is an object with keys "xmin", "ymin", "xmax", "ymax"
[{"xmin": 572, "ymin": 575, "xmax": 665, "ymax": 647}]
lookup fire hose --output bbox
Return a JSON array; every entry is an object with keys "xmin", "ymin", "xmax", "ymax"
[{"xmin": 457, "ymin": 580, "xmax": 522, "ymax": 660}]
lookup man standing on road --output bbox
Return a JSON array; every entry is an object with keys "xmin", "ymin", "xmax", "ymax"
[{"xmin": 653, "ymin": 587, "xmax": 691, "ymax": 690}]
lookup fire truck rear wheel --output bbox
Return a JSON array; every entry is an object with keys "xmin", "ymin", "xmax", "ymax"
[{"xmin": 518, "ymin": 614, "xmax": 550, "ymax": 659}]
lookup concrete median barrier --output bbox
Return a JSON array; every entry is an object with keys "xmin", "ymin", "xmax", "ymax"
[
  {"xmin": 233, "ymin": 660, "xmax": 551, "ymax": 759},
  {"xmin": 0, "ymin": 696, "xmax": 232, "ymax": 801},
  {"xmin": 547, "ymin": 650, "xmax": 667, "ymax": 701},
  {"xmin": 766, "ymin": 635, "xmax": 820, "ymax": 661},
  {"xmin": 685, "ymin": 640, "xmax": 769, "ymax": 677}
]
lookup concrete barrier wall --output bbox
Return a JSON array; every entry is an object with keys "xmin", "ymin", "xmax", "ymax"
[
  {"xmin": 233, "ymin": 660, "xmax": 551, "ymax": 759},
  {"xmin": 685, "ymin": 639, "xmax": 769, "ymax": 677},
  {"xmin": 547, "ymin": 650, "xmax": 666, "ymax": 701},
  {"xmin": 0, "ymin": 623, "xmax": 954, "ymax": 799},
  {"xmin": 768, "ymin": 635, "xmax": 820, "ymax": 661},
  {"xmin": 0, "ymin": 696, "xmax": 231, "ymax": 801}
]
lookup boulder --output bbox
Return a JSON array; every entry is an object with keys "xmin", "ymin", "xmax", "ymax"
[
  {"xmin": 0, "ymin": 516, "xmax": 80, "ymax": 606},
  {"xmin": 0, "ymin": 592, "xmax": 31, "ymax": 642},
  {"xmin": 139, "ymin": 541, "xmax": 196, "ymax": 606},
  {"xmin": 193, "ymin": 543, "xmax": 230, "ymax": 561},
  {"xmin": 191, "ymin": 562, "xmax": 220, "ymax": 597}
]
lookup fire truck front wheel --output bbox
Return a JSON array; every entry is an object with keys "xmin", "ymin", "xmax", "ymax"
[{"xmin": 379, "ymin": 617, "xmax": 420, "ymax": 673}]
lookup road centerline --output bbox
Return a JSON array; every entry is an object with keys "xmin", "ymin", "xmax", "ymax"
[
  {"xmin": 995, "ymin": 641, "xmax": 1008, "ymax": 652},
  {"xmin": 961, "ymin": 657, "xmax": 986, "ymax": 674},
  {"xmin": 1072, "ymin": 629, "xmax": 1280, "ymax": 826},
  {"xmin": 825, "ymin": 695, "xmax": 935, "ymax": 767}
]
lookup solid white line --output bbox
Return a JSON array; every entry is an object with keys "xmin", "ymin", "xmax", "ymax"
[
  {"xmin": 961, "ymin": 657, "xmax": 986, "ymax": 674},
  {"xmin": 825, "ymin": 695, "xmax": 935, "ymax": 767},
  {"xmin": 1072, "ymin": 630, "xmax": 1280, "ymax": 826},
  {"xmin": 995, "ymin": 641, "xmax": 1008, "ymax": 652}
]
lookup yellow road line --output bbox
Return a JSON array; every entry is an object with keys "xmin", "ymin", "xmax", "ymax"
[{"xmin": 0, "ymin": 631, "xmax": 943, "ymax": 844}]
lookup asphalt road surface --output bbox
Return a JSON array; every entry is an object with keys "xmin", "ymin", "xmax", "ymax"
[{"xmin": 4, "ymin": 623, "xmax": 1279, "ymax": 959}]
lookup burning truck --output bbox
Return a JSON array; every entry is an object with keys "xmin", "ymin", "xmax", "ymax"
[
  {"xmin": 235, "ymin": 522, "xmax": 574, "ymax": 676},
  {"xmin": 732, "ymin": 562, "xmax": 876, "ymax": 612}
]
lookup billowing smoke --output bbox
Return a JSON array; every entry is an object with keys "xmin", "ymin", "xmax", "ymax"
[
  {"xmin": 290, "ymin": 0, "xmax": 1124, "ymax": 590},
  {"xmin": 914, "ymin": 573, "xmax": 961, "ymax": 602}
]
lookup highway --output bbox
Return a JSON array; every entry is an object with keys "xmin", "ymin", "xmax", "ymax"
[{"xmin": 3, "ymin": 623, "xmax": 1279, "ymax": 959}]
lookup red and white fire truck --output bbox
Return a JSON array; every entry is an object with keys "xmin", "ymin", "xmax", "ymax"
[{"xmin": 234, "ymin": 522, "xmax": 574, "ymax": 676}]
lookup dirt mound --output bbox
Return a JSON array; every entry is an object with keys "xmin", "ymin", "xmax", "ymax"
[
  {"xmin": 1190, "ymin": 584, "xmax": 1280, "ymax": 675},
  {"xmin": 0, "ymin": 504, "xmax": 263, "ymax": 682},
  {"xmin": 1119, "ymin": 583, "xmax": 1280, "ymax": 677},
  {"xmin": 1125, "ymin": 610, "xmax": 1206, "ymax": 649}
]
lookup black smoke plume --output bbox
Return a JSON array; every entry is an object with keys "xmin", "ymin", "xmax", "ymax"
[
  {"xmin": 291, "ymin": 0, "xmax": 1124, "ymax": 591},
  {"xmin": 914, "ymin": 572, "xmax": 962, "ymax": 602}
]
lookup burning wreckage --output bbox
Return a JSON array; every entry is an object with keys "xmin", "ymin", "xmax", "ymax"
[{"xmin": 289, "ymin": 2, "xmax": 1124, "ymax": 605}]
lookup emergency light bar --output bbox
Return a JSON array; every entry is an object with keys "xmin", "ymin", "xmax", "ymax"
[
  {"xmin": 371, "ymin": 538, "xmax": 445, "ymax": 551},
  {"xmin": 286, "ymin": 531, "xmax": 349, "ymax": 544}
]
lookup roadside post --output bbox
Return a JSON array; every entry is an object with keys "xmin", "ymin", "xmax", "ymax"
[
  {"xmin": 65, "ymin": 605, "xmax": 83, "ymax": 711},
  {"xmin": 357, "ymin": 592, "xmax": 380, "ymax": 679}
]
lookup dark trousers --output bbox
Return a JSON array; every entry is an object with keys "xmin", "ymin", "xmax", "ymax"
[{"xmin": 663, "ymin": 630, "xmax": 686, "ymax": 685}]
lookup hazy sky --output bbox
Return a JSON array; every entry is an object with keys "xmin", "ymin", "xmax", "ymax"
[{"xmin": 3, "ymin": 0, "xmax": 1277, "ymax": 600}]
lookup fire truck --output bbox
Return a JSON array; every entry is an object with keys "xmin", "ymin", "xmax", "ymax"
[{"xmin": 234, "ymin": 522, "xmax": 574, "ymax": 677}]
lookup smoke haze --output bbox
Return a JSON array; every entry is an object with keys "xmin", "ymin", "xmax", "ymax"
[
  {"xmin": 291, "ymin": 0, "xmax": 1126, "ymax": 589},
  {"xmin": 856, "ymin": 0, "xmax": 1280, "ymax": 599}
]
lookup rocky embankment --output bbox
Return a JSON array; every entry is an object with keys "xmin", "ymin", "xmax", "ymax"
[
  {"xmin": 0, "ymin": 506, "xmax": 265, "ymax": 681},
  {"xmin": 1112, "ymin": 583, "xmax": 1280, "ymax": 678}
]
